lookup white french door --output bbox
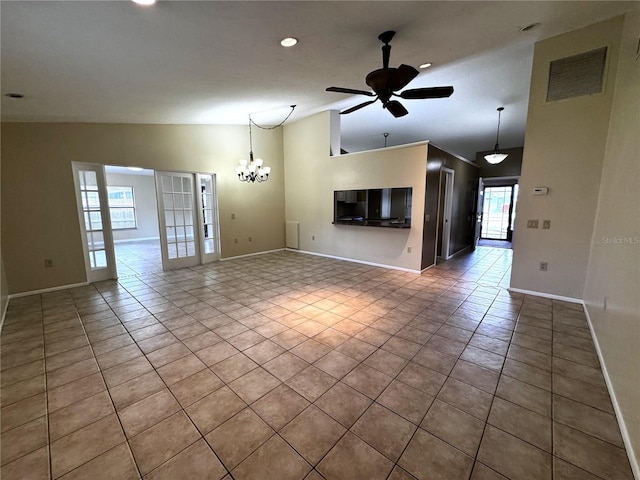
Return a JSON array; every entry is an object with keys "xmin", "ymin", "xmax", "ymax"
[
  {"xmin": 72, "ymin": 163, "xmax": 116, "ymax": 282},
  {"xmin": 198, "ymin": 173, "xmax": 220, "ymax": 263},
  {"xmin": 155, "ymin": 171, "xmax": 201, "ymax": 270}
]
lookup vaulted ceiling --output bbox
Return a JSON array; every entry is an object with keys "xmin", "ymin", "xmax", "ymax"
[{"xmin": 1, "ymin": 1, "xmax": 636, "ymax": 160}]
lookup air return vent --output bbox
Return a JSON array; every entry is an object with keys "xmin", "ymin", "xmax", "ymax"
[{"xmin": 546, "ymin": 46, "xmax": 607, "ymax": 102}]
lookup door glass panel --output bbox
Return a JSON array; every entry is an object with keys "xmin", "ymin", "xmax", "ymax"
[
  {"xmin": 77, "ymin": 167, "xmax": 110, "ymax": 274},
  {"xmin": 173, "ymin": 177, "xmax": 183, "ymax": 192},
  {"xmin": 481, "ymin": 186, "xmax": 512, "ymax": 240},
  {"xmin": 165, "ymin": 211, "xmax": 175, "ymax": 226}
]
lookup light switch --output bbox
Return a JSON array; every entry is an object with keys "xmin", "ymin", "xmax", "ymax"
[
  {"xmin": 527, "ymin": 220, "xmax": 539, "ymax": 229},
  {"xmin": 542, "ymin": 220, "xmax": 551, "ymax": 229}
]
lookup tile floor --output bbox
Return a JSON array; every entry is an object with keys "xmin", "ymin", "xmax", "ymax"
[
  {"xmin": 114, "ymin": 239, "xmax": 163, "ymax": 277},
  {"xmin": 0, "ymin": 247, "xmax": 634, "ymax": 480}
]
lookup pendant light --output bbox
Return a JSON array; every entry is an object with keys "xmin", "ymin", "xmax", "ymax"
[{"xmin": 484, "ymin": 107, "xmax": 508, "ymax": 165}]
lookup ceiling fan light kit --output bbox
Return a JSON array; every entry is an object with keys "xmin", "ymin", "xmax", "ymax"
[
  {"xmin": 484, "ymin": 107, "xmax": 509, "ymax": 165},
  {"xmin": 326, "ymin": 30, "xmax": 454, "ymax": 117}
]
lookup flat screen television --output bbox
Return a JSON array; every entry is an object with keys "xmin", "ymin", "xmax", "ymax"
[{"xmin": 334, "ymin": 187, "xmax": 412, "ymax": 228}]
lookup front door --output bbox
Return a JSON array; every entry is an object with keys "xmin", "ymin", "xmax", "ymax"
[{"xmin": 155, "ymin": 171, "xmax": 200, "ymax": 270}]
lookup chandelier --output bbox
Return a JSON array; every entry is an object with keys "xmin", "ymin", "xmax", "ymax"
[
  {"xmin": 484, "ymin": 107, "xmax": 509, "ymax": 165},
  {"xmin": 236, "ymin": 105, "xmax": 296, "ymax": 183},
  {"xmin": 236, "ymin": 115, "xmax": 270, "ymax": 183}
]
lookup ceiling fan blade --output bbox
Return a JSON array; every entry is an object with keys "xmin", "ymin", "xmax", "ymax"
[
  {"xmin": 341, "ymin": 99, "xmax": 378, "ymax": 115},
  {"xmin": 385, "ymin": 100, "xmax": 408, "ymax": 118},
  {"xmin": 389, "ymin": 64, "xmax": 419, "ymax": 91},
  {"xmin": 326, "ymin": 86, "xmax": 375, "ymax": 97},
  {"xmin": 399, "ymin": 86, "xmax": 454, "ymax": 99}
]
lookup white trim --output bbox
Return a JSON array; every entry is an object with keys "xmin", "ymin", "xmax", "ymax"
[
  {"xmin": 420, "ymin": 264, "xmax": 436, "ymax": 273},
  {"xmin": 289, "ymin": 249, "xmax": 421, "ymax": 274},
  {"xmin": 0, "ymin": 297, "xmax": 10, "ymax": 335},
  {"xmin": 337, "ymin": 140, "xmax": 429, "ymax": 157},
  {"xmin": 507, "ymin": 287, "xmax": 583, "ymax": 304},
  {"xmin": 113, "ymin": 237, "xmax": 160, "ymax": 244},
  {"xmin": 583, "ymin": 305, "xmax": 640, "ymax": 480},
  {"xmin": 8, "ymin": 281, "xmax": 91, "ymax": 300},
  {"xmin": 220, "ymin": 248, "xmax": 286, "ymax": 261}
]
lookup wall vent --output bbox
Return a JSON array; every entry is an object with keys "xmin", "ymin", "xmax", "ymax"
[{"xmin": 546, "ymin": 46, "xmax": 607, "ymax": 102}]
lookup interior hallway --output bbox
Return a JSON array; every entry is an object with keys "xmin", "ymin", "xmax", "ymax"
[{"xmin": 0, "ymin": 247, "xmax": 633, "ymax": 480}]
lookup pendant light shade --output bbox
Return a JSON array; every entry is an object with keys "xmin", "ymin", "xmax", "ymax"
[{"xmin": 484, "ymin": 107, "xmax": 508, "ymax": 165}]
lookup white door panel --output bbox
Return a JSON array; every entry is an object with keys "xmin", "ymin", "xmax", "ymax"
[{"xmin": 72, "ymin": 163, "xmax": 116, "ymax": 282}]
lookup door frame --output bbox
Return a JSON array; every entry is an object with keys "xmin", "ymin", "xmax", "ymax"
[
  {"xmin": 439, "ymin": 168, "xmax": 455, "ymax": 260},
  {"xmin": 72, "ymin": 162, "xmax": 117, "ymax": 283},
  {"xmin": 196, "ymin": 172, "xmax": 221, "ymax": 264},
  {"xmin": 481, "ymin": 183, "xmax": 516, "ymax": 241}
]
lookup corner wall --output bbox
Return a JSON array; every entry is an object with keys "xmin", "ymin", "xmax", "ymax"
[
  {"xmin": 1, "ymin": 123, "xmax": 285, "ymax": 294},
  {"xmin": 583, "ymin": 10, "xmax": 640, "ymax": 474},
  {"xmin": 283, "ymin": 111, "xmax": 427, "ymax": 272},
  {"xmin": 511, "ymin": 16, "xmax": 624, "ymax": 299}
]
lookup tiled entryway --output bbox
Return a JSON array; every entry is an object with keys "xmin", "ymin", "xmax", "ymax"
[{"xmin": 1, "ymin": 248, "xmax": 634, "ymax": 479}]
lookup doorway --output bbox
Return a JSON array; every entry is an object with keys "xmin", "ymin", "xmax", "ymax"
[
  {"xmin": 105, "ymin": 166, "xmax": 162, "ymax": 277},
  {"xmin": 73, "ymin": 163, "xmax": 220, "ymax": 281},
  {"xmin": 480, "ymin": 183, "xmax": 518, "ymax": 242},
  {"xmin": 437, "ymin": 168, "xmax": 455, "ymax": 259}
]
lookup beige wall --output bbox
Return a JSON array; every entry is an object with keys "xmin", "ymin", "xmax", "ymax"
[
  {"xmin": 283, "ymin": 111, "xmax": 427, "ymax": 272},
  {"xmin": 583, "ymin": 10, "xmax": 640, "ymax": 473},
  {"xmin": 1, "ymin": 123, "xmax": 285, "ymax": 294},
  {"xmin": 511, "ymin": 16, "xmax": 624, "ymax": 299},
  {"xmin": 105, "ymin": 172, "xmax": 159, "ymax": 242}
]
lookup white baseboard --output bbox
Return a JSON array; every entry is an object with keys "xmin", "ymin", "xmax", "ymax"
[
  {"xmin": 583, "ymin": 305, "xmax": 640, "ymax": 480},
  {"xmin": 507, "ymin": 287, "xmax": 583, "ymax": 304},
  {"xmin": 113, "ymin": 237, "xmax": 160, "ymax": 244},
  {"xmin": 289, "ymin": 248, "xmax": 422, "ymax": 274},
  {"xmin": 8, "ymin": 281, "xmax": 90, "ymax": 300},
  {"xmin": 220, "ymin": 248, "xmax": 286, "ymax": 262}
]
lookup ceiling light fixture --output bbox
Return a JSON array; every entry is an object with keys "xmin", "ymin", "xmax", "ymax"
[
  {"xmin": 280, "ymin": 37, "xmax": 298, "ymax": 47},
  {"xmin": 132, "ymin": 0, "xmax": 156, "ymax": 5},
  {"xmin": 484, "ymin": 107, "xmax": 509, "ymax": 165},
  {"xmin": 419, "ymin": 62, "xmax": 432, "ymax": 69},
  {"xmin": 236, "ymin": 105, "xmax": 296, "ymax": 183}
]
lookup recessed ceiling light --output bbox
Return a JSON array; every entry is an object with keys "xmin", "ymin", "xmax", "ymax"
[
  {"xmin": 520, "ymin": 23, "xmax": 540, "ymax": 32},
  {"xmin": 280, "ymin": 37, "xmax": 298, "ymax": 47},
  {"xmin": 132, "ymin": 0, "xmax": 156, "ymax": 6},
  {"xmin": 4, "ymin": 93, "xmax": 24, "ymax": 98},
  {"xmin": 419, "ymin": 62, "xmax": 433, "ymax": 69}
]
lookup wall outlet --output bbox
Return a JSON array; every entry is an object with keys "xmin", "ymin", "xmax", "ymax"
[
  {"xmin": 44, "ymin": 259, "xmax": 53, "ymax": 268},
  {"xmin": 407, "ymin": 246, "xmax": 412, "ymax": 253},
  {"xmin": 542, "ymin": 220, "xmax": 551, "ymax": 229},
  {"xmin": 234, "ymin": 238, "xmax": 238, "ymax": 244},
  {"xmin": 539, "ymin": 261, "xmax": 548, "ymax": 271},
  {"xmin": 527, "ymin": 220, "xmax": 539, "ymax": 229},
  {"xmin": 231, "ymin": 213, "xmax": 236, "ymax": 219},
  {"xmin": 248, "ymin": 237, "xmax": 252, "ymax": 242},
  {"xmin": 312, "ymin": 235, "xmax": 315, "ymax": 241}
]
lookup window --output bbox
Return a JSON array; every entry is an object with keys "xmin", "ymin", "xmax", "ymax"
[{"xmin": 107, "ymin": 186, "xmax": 137, "ymax": 229}]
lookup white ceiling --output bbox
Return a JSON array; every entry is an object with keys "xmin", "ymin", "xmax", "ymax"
[{"xmin": 1, "ymin": 1, "xmax": 636, "ymax": 160}]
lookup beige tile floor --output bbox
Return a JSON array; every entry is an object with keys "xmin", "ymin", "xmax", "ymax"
[{"xmin": 0, "ymin": 247, "xmax": 634, "ymax": 479}]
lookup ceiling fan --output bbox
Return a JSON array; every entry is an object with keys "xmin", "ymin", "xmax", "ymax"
[{"xmin": 326, "ymin": 30, "xmax": 454, "ymax": 118}]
